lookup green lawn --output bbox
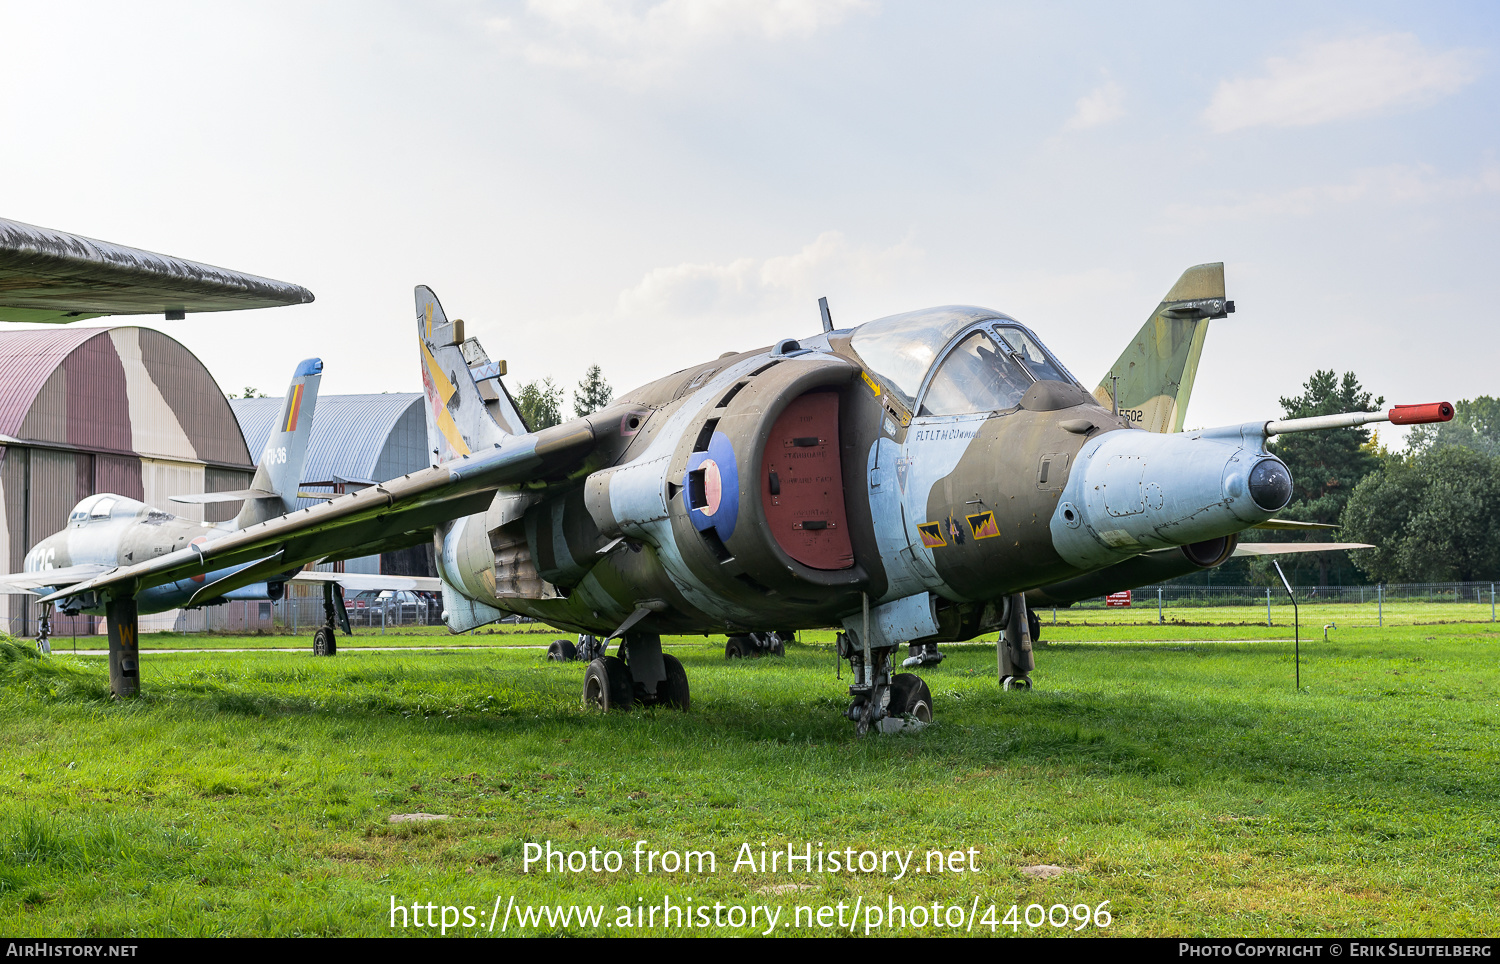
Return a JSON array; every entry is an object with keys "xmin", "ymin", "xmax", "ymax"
[{"xmin": 0, "ymin": 622, "xmax": 1496, "ymax": 937}]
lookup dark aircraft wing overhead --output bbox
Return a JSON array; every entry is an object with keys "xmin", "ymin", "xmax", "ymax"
[
  {"xmin": 0, "ymin": 217, "xmax": 314, "ymax": 323},
  {"xmin": 40, "ymin": 417, "xmax": 603, "ymax": 609}
]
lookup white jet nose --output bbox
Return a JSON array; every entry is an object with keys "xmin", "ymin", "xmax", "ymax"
[{"xmin": 1049, "ymin": 426, "xmax": 1292, "ymax": 571}]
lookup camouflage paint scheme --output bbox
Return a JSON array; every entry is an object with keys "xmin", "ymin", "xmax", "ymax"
[
  {"xmin": 416, "ymin": 282, "xmax": 1278, "ymax": 648},
  {"xmin": 60, "ymin": 270, "xmax": 1435, "ymax": 722}
]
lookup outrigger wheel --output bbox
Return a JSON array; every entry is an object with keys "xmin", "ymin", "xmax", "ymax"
[
  {"xmin": 312, "ymin": 580, "xmax": 350, "ymax": 656},
  {"xmin": 724, "ymin": 632, "xmax": 785, "ymax": 659}
]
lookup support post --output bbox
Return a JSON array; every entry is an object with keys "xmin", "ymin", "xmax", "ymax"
[
  {"xmin": 1378, "ymin": 583, "xmax": 1383, "ymax": 628},
  {"xmin": 1157, "ymin": 588, "xmax": 1163, "ymax": 625},
  {"xmin": 1266, "ymin": 588, "xmax": 1272, "ymax": 627},
  {"xmin": 105, "ymin": 595, "xmax": 140, "ymax": 699}
]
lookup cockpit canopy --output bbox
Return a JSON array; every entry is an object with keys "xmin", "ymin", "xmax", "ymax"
[
  {"xmin": 848, "ymin": 306, "xmax": 1081, "ymax": 416},
  {"xmin": 68, "ymin": 493, "xmax": 149, "ymax": 525}
]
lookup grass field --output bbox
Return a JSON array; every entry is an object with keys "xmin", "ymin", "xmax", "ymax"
[{"xmin": 1, "ymin": 617, "xmax": 1497, "ymax": 937}]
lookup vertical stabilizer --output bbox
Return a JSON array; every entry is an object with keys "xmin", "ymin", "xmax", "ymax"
[
  {"xmin": 416, "ymin": 286, "xmax": 511, "ymax": 464},
  {"xmin": 234, "ymin": 358, "xmax": 323, "ymax": 528},
  {"xmin": 1094, "ymin": 263, "xmax": 1232, "ymax": 433}
]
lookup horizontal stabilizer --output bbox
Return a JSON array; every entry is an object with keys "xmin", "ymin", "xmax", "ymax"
[
  {"xmin": 292, "ymin": 571, "xmax": 443, "ymax": 593},
  {"xmin": 170, "ymin": 489, "xmax": 280, "ymax": 504},
  {"xmin": 1251, "ymin": 519, "xmax": 1339, "ymax": 531},
  {"xmin": 1233, "ymin": 542, "xmax": 1372, "ymax": 556},
  {"xmin": 0, "ymin": 564, "xmax": 111, "ymax": 593},
  {"xmin": 0, "ymin": 217, "xmax": 314, "ymax": 323}
]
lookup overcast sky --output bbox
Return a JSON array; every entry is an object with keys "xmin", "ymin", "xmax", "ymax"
[{"xmin": 2, "ymin": 1, "xmax": 1495, "ymax": 446}]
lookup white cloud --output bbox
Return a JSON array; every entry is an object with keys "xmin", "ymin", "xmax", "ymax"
[
  {"xmin": 488, "ymin": 0, "xmax": 874, "ymax": 80},
  {"xmin": 616, "ymin": 231, "xmax": 922, "ymax": 319},
  {"xmin": 1161, "ymin": 163, "xmax": 1500, "ymax": 226},
  {"xmin": 1204, "ymin": 33, "xmax": 1482, "ymax": 133},
  {"xmin": 1064, "ymin": 79, "xmax": 1125, "ymax": 130}
]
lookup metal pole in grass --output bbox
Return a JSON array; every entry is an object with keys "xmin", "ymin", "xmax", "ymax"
[
  {"xmin": 1273, "ymin": 561, "xmax": 1300, "ymax": 690},
  {"xmin": 1266, "ymin": 587, "xmax": 1272, "ymax": 627},
  {"xmin": 1158, "ymin": 587, "xmax": 1163, "ymax": 624},
  {"xmin": 1492, "ymin": 583, "xmax": 1495, "ymax": 622},
  {"xmin": 1378, "ymin": 583, "xmax": 1383, "ymax": 628}
]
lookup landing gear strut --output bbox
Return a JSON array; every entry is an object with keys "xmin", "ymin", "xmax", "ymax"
[
  {"xmin": 902, "ymin": 641, "xmax": 943, "ymax": 668},
  {"xmin": 313, "ymin": 581, "xmax": 349, "ymax": 656},
  {"xmin": 838, "ymin": 631, "xmax": 929, "ymax": 735},
  {"xmin": 998, "ymin": 592, "xmax": 1035, "ymax": 691},
  {"xmin": 582, "ymin": 632, "xmax": 689, "ymax": 711},
  {"xmin": 723, "ymin": 631, "xmax": 786, "ymax": 659},
  {"xmin": 35, "ymin": 602, "xmax": 52, "ymax": 655}
]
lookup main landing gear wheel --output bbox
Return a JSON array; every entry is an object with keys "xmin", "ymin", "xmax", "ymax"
[
  {"xmin": 312, "ymin": 626, "xmax": 337, "ymax": 656},
  {"xmin": 583, "ymin": 656, "xmax": 633, "ymax": 711},
  {"xmin": 724, "ymin": 635, "xmax": 750, "ymax": 660},
  {"xmin": 1028, "ymin": 607, "xmax": 1042, "ymax": 645},
  {"xmin": 1001, "ymin": 675, "xmax": 1032, "ymax": 691},
  {"xmin": 547, "ymin": 639, "xmax": 577, "ymax": 662},
  {"xmin": 653, "ymin": 654, "xmax": 691, "ymax": 711},
  {"xmin": 888, "ymin": 673, "xmax": 933, "ymax": 724}
]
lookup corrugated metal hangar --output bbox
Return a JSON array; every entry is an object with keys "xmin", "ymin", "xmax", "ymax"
[
  {"xmin": 0, "ymin": 326, "xmax": 255, "ymax": 635},
  {"xmin": 232, "ymin": 393, "xmax": 436, "ymax": 576}
]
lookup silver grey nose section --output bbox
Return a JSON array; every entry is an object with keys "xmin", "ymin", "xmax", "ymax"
[{"xmin": 1050, "ymin": 426, "xmax": 1290, "ymax": 570}]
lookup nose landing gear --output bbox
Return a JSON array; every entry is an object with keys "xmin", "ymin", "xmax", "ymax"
[
  {"xmin": 312, "ymin": 581, "xmax": 349, "ymax": 656},
  {"xmin": 839, "ymin": 631, "xmax": 931, "ymax": 735}
]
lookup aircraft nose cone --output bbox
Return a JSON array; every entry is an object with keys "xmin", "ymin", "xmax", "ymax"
[{"xmin": 1247, "ymin": 457, "xmax": 1293, "ymax": 511}]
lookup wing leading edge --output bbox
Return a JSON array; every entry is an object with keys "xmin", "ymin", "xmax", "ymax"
[{"xmin": 0, "ymin": 217, "xmax": 314, "ymax": 323}]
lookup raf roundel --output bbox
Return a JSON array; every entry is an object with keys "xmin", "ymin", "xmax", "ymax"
[{"xmin": 684, "ymin": 433, "xmax": 739, "ymax": 541}]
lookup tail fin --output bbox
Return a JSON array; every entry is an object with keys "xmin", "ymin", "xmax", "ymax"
[
  {"xmin": 1093, "ymin": 263, "xmax": 1232, "ymax": 433},
  {"xmin": 234, "ymin": 358, "xmax": 322, "ymax": 528},
  {"xmin": 417, "ymin": 286, "xmax": 512, "ymax": 465}
]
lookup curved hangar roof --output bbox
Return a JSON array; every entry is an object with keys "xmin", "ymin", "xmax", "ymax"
[
  {"xmin": 0, "ymin": 326, "xmax": 252, "ymax": 467},
  {"xmin": 232, "ymin": 393, "xmax": 427, "ymax": 510}
]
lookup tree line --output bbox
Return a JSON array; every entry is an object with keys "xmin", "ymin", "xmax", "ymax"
[{"xmin": 514, "ymin": 364, "xmax": 614, "ymax": 430}]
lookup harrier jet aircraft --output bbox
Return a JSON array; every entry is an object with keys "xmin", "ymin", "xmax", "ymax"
[{"xmin": 42, "ymin": 272, "xmax": 1450, "ymax": 733}]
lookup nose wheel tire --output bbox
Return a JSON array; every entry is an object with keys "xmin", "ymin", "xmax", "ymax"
[
  {"xmin": 888, "ymin": 673, "xmax": 933, "ymax": 724},
  {"xmin": 547, "ymin": 639, "xmax": 577, "ymax": 662},
  {"xmin": 1001, "ymin": 675, "xmax": 1032, "ymax": 691},
  {"xmin": 312, "ymin": 627, "xmax": 337, "ymax": 656},
  {"xmin": 583, "ymin": 656, "xmax": 633, "ymax": 711}
]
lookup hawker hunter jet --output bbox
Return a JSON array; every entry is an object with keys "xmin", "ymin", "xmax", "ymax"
[{"xmin": 43, "ymin": 272, "xmax": 1449, "ymax": 733}]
